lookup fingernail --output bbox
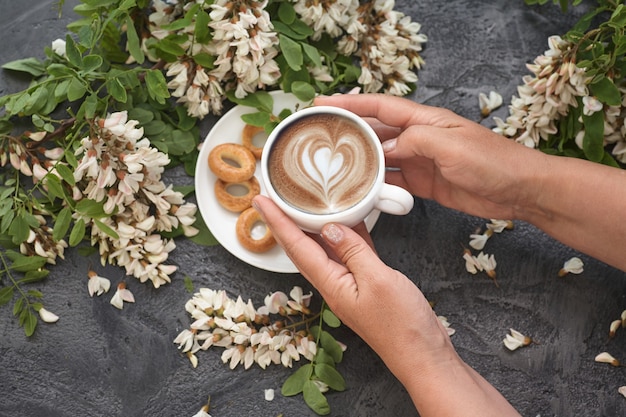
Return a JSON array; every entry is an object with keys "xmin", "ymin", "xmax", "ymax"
[
  {"xmin": 251, "ymin": 198, "xmax": 265, "ymax": 219},
  {"xmin": 322, "ymin": 223, "xmax": 344, "ymax": 244},
  {"xmin": 382, "ymin": 138, "xmax": 397, "ymax": 153}
]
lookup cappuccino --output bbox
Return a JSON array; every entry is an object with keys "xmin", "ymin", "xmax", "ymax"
[{"xmin": 267, "ymin": 113, "xmax": 378, "ymax": 214}]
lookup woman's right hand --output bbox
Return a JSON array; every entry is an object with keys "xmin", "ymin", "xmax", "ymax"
[{"xmin": 315, "ymin": 93, "xmax": 547, "ymax": 222}]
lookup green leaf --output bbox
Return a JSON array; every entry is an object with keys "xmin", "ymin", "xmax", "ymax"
[
  {"xmin": 23, "ymin": 309, "xmax": 38, "ymax": 337},
  {"xmin": 0, "ymin": 287, "xmax": 14, "ymax": 306},
  {"xmin": 107, "ymin": 78, "xmax": 128, "ymax": 103},
  {"xmin": 279, "ymin": 34, "xmax": 303, "ymax": 71},
  {"xmin": 278, "ymin": 1, "xmax": 296, "ymax": 24},
  {"xmin": 55, "ymin": 163, "xmax": 76, "ymax": 186},
  {"xmin": 167, "ymin": 129, "xmax": 196, "ymax": 156},
  {"xmin": 282, "ymin": 363, "xmax": 313, "ymax": 396},
  {"xmin": 589, "ymin": 77, "xmax": 621, "ymax": 106},
  {"xmin": 67, "ymin": 77, "xmax": 87, "ymax": 102},
  {"xmin": 2, "ymin": 57, "xmax": 46, "ymax": 77},
  {"xmin": 582, "ymin": 110, "xmax": 605, "ymax": 162},
  {"xmin": 320, "ymin": 330, "xmax": 343, "ymax": 363},
  {"xmin": 314, "ymin": 348, "xmax": 336, "ymax": 366},
  {"xmin": 314, "ymin": 363, "xmax": 346, "ymax": 391},
  {"xmin": 188, "ymin": 215, "xmax": 218, "ymax": 246},
  {"xmin": 8, "ymin": 215, "xmax": 30, "ymax": 245},
  {"xmin": 69, "ymin": 218, "xmax": 86, "ymax": 246},
  {"xmin": 192, "ymin": 52, "xmax": 215, "ymax": 68},
  {"xmin": 75, "ymin": 199, "xmax": 106, "ymax": 218},
  {"xmin": 21, "ymin": 270, "xmax": 50, "ymax": 284},
  {"xmin": 241, "ymin": 111, "xmax": 271, "ymax": 127},
  {"xmin": 194, "ymin": 10, "xmax": 210, "ymax": 44},
  {"xmin": 322, "ymin": 308, "xmax": 341, "ymax": 328},
  {"xmin": 145, "ymin": 69, "xmax": 170, "ymax": 103},
  {"xmin": 65, "ymin": 34, "xmax": 83, "ymax": 67},
  {"xmin": 303, "ymin": 380, "xmax": 330, "ymax": 415},
  {"xmin": 82, "ymin": 92, "xmax": 99, "ymax": 119},
  {"xmin": 302, "ymin": 43, "xmax": 322, "ymax": 68},
  {"xmin": 9, "ymin": 254, "xmax": 47, "ymax": 273},
  {"xmin": 44, "ymin": 174, "xmax": 66, "ymax": 201},
  {"xmin": 291, "ymin": 81, "xmax": 317, "ymax": 103},
  {"xmin": 53, "ymin": 207, "xmax": 73, "ymax": 241},
  {"xmin": 81, "ymin": 54, "xmax": 104, "ymax": 73},
  {"xmin": 93, "ymin": 218, "xmax": 119, "ymax": 240},
  {"xmin": 125, "ymin": 16, "xmax": 145, "ymax": 64},
  {"xmin": 183, "ymin": 276, "xmax": 194, "ymax": 293}
]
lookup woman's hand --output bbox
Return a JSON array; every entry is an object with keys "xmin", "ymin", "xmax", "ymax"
[
  {"xmin": 252, "ymin": 195, "xmax": 521, "ymax": 416},
  {"xmin": 315, "ymin": 93, "xmax": 547, "ymax": 221}
]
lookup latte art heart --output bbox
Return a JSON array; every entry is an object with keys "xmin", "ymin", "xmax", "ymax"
[{"xmin": 268, "ymin": 114, "xmax": 378, "ymax": 214}]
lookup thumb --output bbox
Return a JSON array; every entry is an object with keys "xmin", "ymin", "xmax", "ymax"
[{"xmin": 321, "ymin": 223, "xmax": 389, "ymax": 283}]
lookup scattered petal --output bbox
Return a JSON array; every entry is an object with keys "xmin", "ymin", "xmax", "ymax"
[
  {"xmin": 264, "ymin": 388, "xmax": 275, "ymax": 401},
  {"xmin": 559, "ymin": 257, "xmax": 584, "ymax": 277},
  {"xmin": 38, "ymin": 306, "xmax": 59, "ymax": 323},
  {"xmin": 595, "ymin": 351, "xmax": 620, "ymax": 367}
]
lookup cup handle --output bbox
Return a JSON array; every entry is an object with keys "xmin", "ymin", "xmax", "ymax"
[{"xmin": 375, "ymin": 183, "xmax": 414, "ymax": 215}]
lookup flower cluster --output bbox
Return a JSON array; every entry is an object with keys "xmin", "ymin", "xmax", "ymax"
[
  {"xmin": 174, "ymin": 286, "xmax": 322, "ymax": 371},
  {"xmin": 492, "ymin": 35, "xmax": 626, "ymax": 163},
  {"xmin": 462, "ymin": 219, "xmax": 514, "ymax": 286},
  {"xmin": 148, "ymin": 0, "xmax": 426, "ymax": 118},
  {"xmin": 153, "ymin": 0, "xmax": 281, "ymax": 117},
  {"xmin": 492, "ymin": 35, "xmax": 589, "ymax": 147},
  {"xmin": 346, "ymin": 0, "xmax": 427, "ymax": 95},
  {"xmin": 73, "ymin": 111, "xmax": 198, "ymax": 288}
]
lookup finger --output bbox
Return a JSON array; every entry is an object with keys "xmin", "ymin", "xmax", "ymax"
[
  {"xmin": 314, "ymin": 94, "xmax": 464, "ymax": 130},
  {"xmin": 363, "ymin": 118, "xmax": 401, "ymax": 142},
  {"xmin": 321, "ymin": 223, "xmax": 389, "ymax": 285},
  {"xmin": 252, "ymin": 196, "xmax": 353, "ymax": 296}
]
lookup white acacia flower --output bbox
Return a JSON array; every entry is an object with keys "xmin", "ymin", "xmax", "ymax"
[
  {"xmin": 558, "ymin": 256, "xmax": 584, "ymax": 277},
  {"xmin": 51, "ymin": 38, "xmax": 67, "ymax": 57},
  {"xmin": 476, "ymin": 251, "xmax": 497, "ymax": 281},
  {"xmin": 486, "ymin": 219, "xmax": 514, "ymax": 233},
  {"xmin": 38, "ymin": 306, "xmax": 59, "ymax": 323},
  {"xmin": 479, "ymin": 91, "xmax": 503, "ymax": 116},
  {"xmin": 463, "ymin": 250, "xmax": 481, "ymax": 274},
  {"xmin": 610, "ymin": 319, "xmax": 621, "ymax": 339},
  {"xmin": 582, "ymin": 96, "xmax": 603, "ymax": 116},
  {"xmin": 263, "ymin": 291, "xmax": 288, "ymax": 314},
  {"xmin": 503, "ymin": 328, "xmax": 532, "ymax": 351},
  {"xmin": 469, "ymin": 230, "xmax": 492, "ymax": 250},
  {"xmin": 87, "ymin": 270, "xmax": 111, "ymax": 297},
  {"xmin": 110, "ymin": 282, "xmax": 135, "ymax": 309},
  {"xmin": 595, "ymin": 351, "xmax": 620, "ymax": 367},
  {"xmin": 190, "ymin": 405, "xmax": 211, "ymax": 417},
  {"xmin": 287, "ymin": 286, "xmax": 313, "ymax": 313}
]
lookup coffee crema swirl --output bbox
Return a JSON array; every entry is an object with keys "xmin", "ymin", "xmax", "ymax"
[{"xmin": 268, "ymin": 114, "xmax": 378, "ymax": 214}]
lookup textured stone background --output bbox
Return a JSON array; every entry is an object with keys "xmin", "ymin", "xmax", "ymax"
[{"xmin": 1, "ymin": 1, "xmax": 626, "ymax": 416}]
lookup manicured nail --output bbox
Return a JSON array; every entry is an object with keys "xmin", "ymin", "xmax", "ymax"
[
  {"xmin": 322, "ymin": 223, "xmax": 344, "ymax": 244},
  {"xmin": 251, "ymin": 199, "xmax": 265, "ymax": 219},
  {"xmin": 382, "ymin": 138, "xmax": 397, "ymax": 153}
]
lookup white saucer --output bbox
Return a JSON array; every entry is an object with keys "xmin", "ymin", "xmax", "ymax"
[{"xmin": 194, "ymin": 90, "xmax": 380, "ymax": 273}]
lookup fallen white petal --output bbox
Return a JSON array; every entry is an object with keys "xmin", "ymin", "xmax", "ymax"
[
  {"xmin": 38, "ymin": 307, "xmax": 59, "ymax": 323},
  {"xmin": 264, "ymin": 388, "xmax": 275, "ymax": 401}
]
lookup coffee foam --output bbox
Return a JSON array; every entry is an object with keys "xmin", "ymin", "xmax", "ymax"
[{"xmin": 268, "ymin": 114, "xmax": 378, "ymax": 214}]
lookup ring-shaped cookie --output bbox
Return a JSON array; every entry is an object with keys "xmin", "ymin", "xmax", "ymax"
[
  {"xmin": 241, "ymin": 124, "xmax": 266, "ymax": 160},
  {"xmin": 208, "ymin": 143, "xmax": 256, "ymax": 182},
  {"xmin": 214, "ymin": 176, "xmax": 261, "ymax": 213},
  {"xmin": 236, "ymin": 207, "xmax": 276, "ymax": 253}
]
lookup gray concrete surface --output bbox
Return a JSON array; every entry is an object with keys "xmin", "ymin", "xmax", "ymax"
[{"xmin": 1, "ymin": 1, "xmax": 626, "ymax": 416}]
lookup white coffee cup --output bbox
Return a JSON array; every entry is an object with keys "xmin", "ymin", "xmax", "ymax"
[{"xmin": 261, "ymin": 105, "xmax": 414, "ymax": 233}]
